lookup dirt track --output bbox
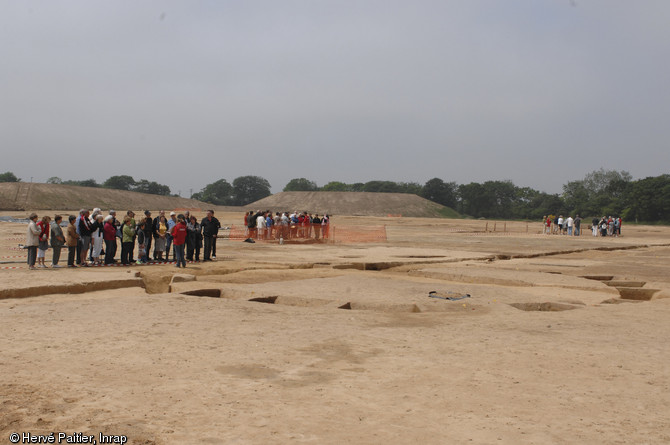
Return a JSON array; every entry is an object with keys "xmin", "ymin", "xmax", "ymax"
[{"xmin": 1, "ymin": 214, "xmax": 669, "ymax": 444}]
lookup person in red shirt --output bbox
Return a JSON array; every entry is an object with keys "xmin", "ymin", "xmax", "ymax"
[
  {"xmin": 103, "ymin": 216, "xmax": 117, "ymax": 265},
  {"xmin": 171, "ymin": 214, "xmax": 188, "ymax": 268}
]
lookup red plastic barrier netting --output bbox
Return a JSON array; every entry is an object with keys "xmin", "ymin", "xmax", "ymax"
[{"xmin": 227, "ymin": 224, "xmax": 386, "ymax": 243}]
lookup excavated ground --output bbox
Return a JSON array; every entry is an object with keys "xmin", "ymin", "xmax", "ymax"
[{"xmin": 2, "ymin": 213, "xmax": 670, "ymax": 444}]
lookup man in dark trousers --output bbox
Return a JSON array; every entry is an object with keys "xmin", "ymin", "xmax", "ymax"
[
  {"xmin": 201, "ymin": 210, "xmax": 220, "ymax": 261},
  {"xmin": 142, "ymin": 210, "xmax": 154, "ymax": 261},
  {"xmin": 210, "ymin": 210, "xmax": 221, "ymax": 258}
]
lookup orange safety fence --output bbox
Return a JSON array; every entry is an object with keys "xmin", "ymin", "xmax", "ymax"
[{"xmin": 227, "ymin": 224, "xmax": 387, "ymax": 244}]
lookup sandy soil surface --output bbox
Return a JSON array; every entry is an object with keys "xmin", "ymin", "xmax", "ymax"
[{"xmin": 1, "ymin": 213, "xmax": 670, "ymax": 444}]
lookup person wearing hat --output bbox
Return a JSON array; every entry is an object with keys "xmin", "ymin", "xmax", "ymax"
[
  {"xmin": 25, "ymin": 213, "xmax": 41, "ymax": 270},
  {"xmin": 108, "ymin": 210, "xmax": 119, "ymax": 259}
]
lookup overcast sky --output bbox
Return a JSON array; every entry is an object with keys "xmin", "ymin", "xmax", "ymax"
[{"xmin": 2, "ymin": 1, "xmax": 669, "ymax": 196}]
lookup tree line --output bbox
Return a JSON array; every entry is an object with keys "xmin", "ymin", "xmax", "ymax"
[
  {"xmin": 280, "ymin": 170, "xmax": 670, "ymax": 223},
  {"xmin": 2, "ymin": 169, "xmax": 668, "ymax": 222},
  {"xmin": 0, "ymin": 172, "xmax": 173, "ymax": 197}
]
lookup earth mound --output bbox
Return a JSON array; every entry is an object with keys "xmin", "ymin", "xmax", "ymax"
[
  {"xmin": 246, "ymin": 191, "xmax": 459, "ymax": 218},
  {"xmin": 0, "ymin": 182, "xmax": 210, "ymax": 212}
]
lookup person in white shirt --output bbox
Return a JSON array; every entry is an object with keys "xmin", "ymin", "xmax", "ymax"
[
  {"xmin": 566, "ymin": 216, "xmax": 574, "ymax": 236},
  {"xmin": 256, "ymin": 213, "xmax": 267, "ymax": 240}
]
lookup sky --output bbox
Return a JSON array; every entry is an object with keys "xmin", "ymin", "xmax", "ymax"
[{"xmin": 2, "ymin": 0, "xmax": 669, "ymax": 196}]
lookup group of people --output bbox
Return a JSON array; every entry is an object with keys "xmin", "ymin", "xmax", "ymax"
[
  {"xmin": 24, "ymin": 208, "xmax": 223, "ymax": 269},
  {"xmin": 591, "ymin": 216, "xmax": 622, "ymax": 237},
  {"xmin": 543, "ymin": 214, "xmax": 622, "ymax": 237},
  {"xmin": 244, "ymin": 210, "xmax": 330, "ymax": 241},
  {"xmin": 544, "ymin": 215, "xmax": 583, "ymax": 236}
]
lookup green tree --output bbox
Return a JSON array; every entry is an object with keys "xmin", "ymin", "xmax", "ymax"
[
  {"xmin": 104, "ymin": 175, "xmax": 136, "ymax": 191},
  {"xmin": 458, "ymin": 182, "xmax": 489, "ymax": 217},
  {"xmin": 63, "ymin": 178, "xmax": 100, "ymax": 188},
  {"xmin": 195, "ymin": 179, "xmax": 234, "ymax": 205},
  {"xmin": 422, "ymin": 178, "xmax": 458, "ymax": 208},
  {"xmin": 563, "ymin": 169, "xmax": 632, "ymax": 218},
  {"xmin": 583, "ymin": 168, "xmax": 632, "ymax": 194},
  {"xmin": 321, "ymin": 181, "xmax": 349, "ymax": 191},
  {"xmin": 46, "ymin": 177, "xmax": 62, "ymax": 184},
  {"xmin": 283, "ymin": 178, "xmax": 318, "ymax": 192},
  {"xmin": 0, "ymin": 171, "xmax": 20, "ymax": 182},
  {"xmin": 398, "ymin": 182, "xmax": 424, "ymax": 195},
  {"xmin": 624, "ymin": 175, "xmax": 670, "ymax": 222},
  {"xmin": 232, "ymin": 175, "xmax": 272, "ymax": 206},
  {"xmin": 512, "ymin": 187, "xmax": 564, "ymax": 220},
  {"xmin": 133, "ymin": 179, "xmax": 171, "ymax": 196},
  {"xmin": 363, "ymin": 181, "xmax": 402, "ymax": 193}
]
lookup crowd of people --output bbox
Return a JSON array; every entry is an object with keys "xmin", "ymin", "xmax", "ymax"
[
  {"xmin": 591, "ymin": 216, "xmax": 623, "ymax": 237},
  {"xmin": 243, "ymin": 210, "xmax": 330, "ymax": 241},
  {"xmin": 543, "ymin": 214, "xmax": 622, "ymax": 237},
  {"xmin": 24, "ymin": 208, "xmax": 222, "ymax": 270}
]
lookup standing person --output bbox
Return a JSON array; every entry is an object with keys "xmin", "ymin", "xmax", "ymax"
[
  {"xmin": 91, "ymin": 214, "xmax": 105, "ymax": 265},
  {"xmin": 312, "ymin": 214, "xmax": 322, "ymax": 240},
  {"xmin": 136, "ymin": 220, "xmax": 148, "ymax": 263},
  {"xmin": 545, "ymin": 215, "xmax": 552, "ymax": 235},
  {"xmin": 65, "ymin": 215, "xmax": 79, "ymax": 268},
  {"xmin": 134, "ymin": 210, "xmax": 149, "ymax": 260},
  {"xmin": 574, "ymin": 215, "xmax": 581, "ymax": 236},
  {"xmin": 74, "ymin": 209, "xmax": 85, "ymax": 264},
  {"xmin": 36, "ymin": 215, "xmax": 51, "ymax": 268},
  {"xmin": 127, "ymin": 211, "xmax": 137, "ymax": 263},
  {"xmin": 25, "ymin": 213, "xmax": 41, "ymax": 270},
  {"xmin": 49, "ymin": 215, "xmax": 65, "ymax": 268},
  {"xmin": 322, "ymin": 214, "xmax": 330, "ymax": 239},
  {"xmin": 566, "ymin": 216, "xmax": 574, "ymax": 236},
  {"xmin": 256, "ymin": 212, "xmax": 266, "ymax": 240},
  {"xmin": 78, "ymin": 209, "xmax": 93, "ymax": 266},
  {"xmin": 592, "ymin": 216, "xmax": 599, "ymax": 236},
  {"xmin": 186, "ymin": 215, "xmax": 202, "ymax": 261},
  {"xmin": 244, "ymin": 211, "xmax": 252, "ymax": 238},
  {"xmin": 88, "ymin": 209, "xmax": 102, "ymax": 262},
  {"xmin": 279, "ymin": 212, "xmax": 289, "ymax": 240},
  {"xmin": 607, "ymin": 216, "xmax": 615, "ymax": 236},
  {"xmin": 166, "ymin": 212, "xmax": 177, "ymax": 260},
  {"xmin": 121, "ymin": 216, "xmax": 135, "ymax": 265},
  {"xmin": 152, "ymin": 210, "xmax": 164, "ymax": 260},
  {"xmin": 50, "ymin": 215, "xmax": 65, "ymax": 268},
  {"xmin": 304, "ymin": 213, "xmax": 313, "ymax": 239},
  {"xmin": 108, "ymin": 210, "xmax": 119, "ymax": 259},
  {"xmin": 171, "ymin": 214, "xmax": 188, "ymax": 268},
  {"xmin": 247, "ymin": 210, "xmax": 257, "ymax": 241},
  {"xmin": 103, "ymin": 215, "xmax": 117, "ymax": 265},
  {"xmin": 155, "ymin": 215, "xmax": 168, "ymax": 261},
  {"xmin": 201, "ymin": 210, "xmax": 218, "ymax": 261},
  {"xmin": 210, "ymin": 210, "xmax": 221, "ymax": 258},
  {"xmin": 184, "ymin": 211, "xmax": 192, "ymax": 255}
]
